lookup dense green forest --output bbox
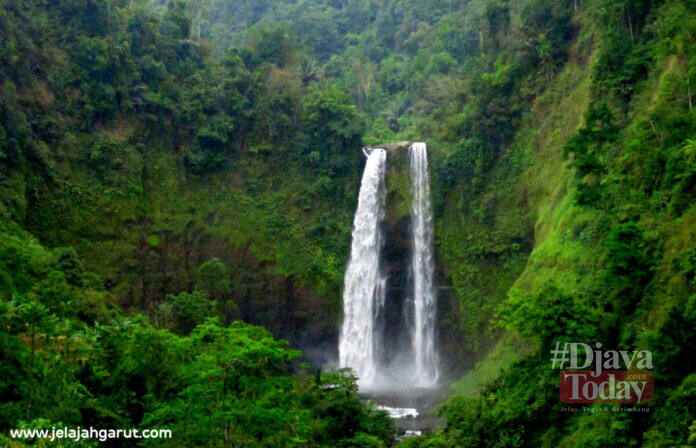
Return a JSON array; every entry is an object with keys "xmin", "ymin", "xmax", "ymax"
[{"xmin": 2, "ymin": 0, "xmax": 696, "ymax": 446}]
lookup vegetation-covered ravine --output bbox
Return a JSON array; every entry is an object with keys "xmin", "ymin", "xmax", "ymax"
[{"xmin": 2, "ymin": 0, "xmax": 696, "ymax": 447}]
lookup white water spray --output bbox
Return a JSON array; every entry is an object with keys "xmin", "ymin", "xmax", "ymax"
[
  {"xmin": 339, "ymin": 148, "xmax": 387, "ymax": 387},
  {"xmin": 409, "ymin": 142, "xmax": 439, "ymax": 385}
]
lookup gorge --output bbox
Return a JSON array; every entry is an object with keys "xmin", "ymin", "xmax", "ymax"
[{"xmin": 3, "ymin": 0, "xmax": 696, "ymax": 446}]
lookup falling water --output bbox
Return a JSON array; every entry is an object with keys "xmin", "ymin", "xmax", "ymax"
[
  {"xmin": 339, "ymin": 148, "xmax": 387, "ymax": 387},
  {"xmin": 409, "ymin": 142, "xmax": 439, "ymax": 386}
]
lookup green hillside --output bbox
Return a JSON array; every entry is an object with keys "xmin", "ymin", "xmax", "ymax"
[{"xmin": 2, "ymin": 0, "xmax": 696, "ymax": 446}]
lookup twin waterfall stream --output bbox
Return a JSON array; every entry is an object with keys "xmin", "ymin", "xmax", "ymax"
[
  {"xmin": 339, "ymin": 142, "xmax": 440, "ymax": 435},
  {"xmin": 409, "ymin": 143, "xmax": 439, "ymax": 386},
  {"xmin": 338, "ymin": 147, "xmax": 387, "ymax": 386}
]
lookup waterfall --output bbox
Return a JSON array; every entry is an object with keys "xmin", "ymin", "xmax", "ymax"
[
  {"xmin": 339, "ymin": 143, "xmax": 439, "ymax": 390},
  {"xmin": 408, "ymin": 142, "xmax": 439, "ymax": 386},
  {"xmin": 339, "ymin": 148, "xmax": 387, "ymax": 387}
]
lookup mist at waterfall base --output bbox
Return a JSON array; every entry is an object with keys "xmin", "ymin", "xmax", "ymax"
[{"xmin": 338, "ymin": 143, "xmax": 440, "ymax": 393}]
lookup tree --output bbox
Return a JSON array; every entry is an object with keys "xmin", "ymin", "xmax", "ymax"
[
  {"xmin": 196, "ymin": 258, "xmax": 231, "ymax": 299},
  {"xmin": 169, "ymin": 291, "xmax": 217, "ymax": 334}
]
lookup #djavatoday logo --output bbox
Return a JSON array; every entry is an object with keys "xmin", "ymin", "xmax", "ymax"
[{"xmin": 551, "ymin": 342, "xmax": 654, "ymax": 404}]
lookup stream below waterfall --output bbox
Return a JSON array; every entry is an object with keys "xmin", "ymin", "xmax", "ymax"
[{"xmin": 361, "ymin": 385, "xmax": 446, "ymax": 439}]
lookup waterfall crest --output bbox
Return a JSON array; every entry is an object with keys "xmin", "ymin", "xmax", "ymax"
[
  {"xmin": 339, "ymin": 148, "xmax": 387, "ymax": 387},
  {"xmin": 409, "ymin": 142, "xmax": 439, "ymax": 386}
]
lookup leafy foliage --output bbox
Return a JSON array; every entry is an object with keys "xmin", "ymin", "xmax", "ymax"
[
  {"xmin": 0, "ymin": 226, "xmax": 393, "ymax": 447},
  {"xmin": 3, "ymin": 0, "xmax": 696, "ymax": 447}
]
